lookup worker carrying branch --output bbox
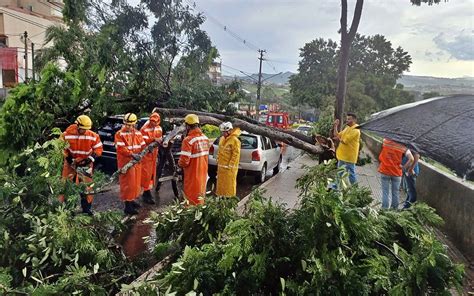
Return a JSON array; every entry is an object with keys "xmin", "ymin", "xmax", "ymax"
[
  {"xmin": 216, "ymin": 122, "xmax": 241, "ymax": 197},
  {"xmin": 178, "ymin": 114, "xmax": 210, "ymax": 206},
  {"xmin": 114, "ymin": 113, "xmax": 146, "ymax": 215},
  {"xmin": 140, "ymin": 112, "xmax": 163, "ymax": 204},
  {"xmin": 60, "ymin": 115, "xmax": 103, "ymax": 215}
]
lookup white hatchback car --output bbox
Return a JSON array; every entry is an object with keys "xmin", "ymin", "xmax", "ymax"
[{"xmin": 208, "ymin": 132, "xmax": 282, "ymax": 184}]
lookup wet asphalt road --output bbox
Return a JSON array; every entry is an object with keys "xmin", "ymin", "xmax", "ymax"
[
  {"xmin": 94, "ymin": 144, "xmax": 301, "ymax": 213},
  {"xmin": 93, "ymin": 144, "xmax": 301, "ymax": 258}
]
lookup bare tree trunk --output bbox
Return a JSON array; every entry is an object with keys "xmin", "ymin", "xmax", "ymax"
[
  {"xmin": 155, "ymin": 108, "xmax": 325, "ymax": 155},
  {"xmin": 155, "ymin": 108, "xmax": 315, "ymax": 144},
  {"xmin": 334, "ymin": 0, "xmax": 364, "ymax": 127}
]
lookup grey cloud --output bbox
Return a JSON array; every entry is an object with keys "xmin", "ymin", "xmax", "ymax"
[{"xmin": 433, "ymin": 31, "xmax": 474, "ymax": 61}]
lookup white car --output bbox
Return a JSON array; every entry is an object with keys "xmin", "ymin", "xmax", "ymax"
[
  {"xmin": 208, "ymin": 132, "xmax": 282, "ymax": 184},
  {"xmin": 295, "ymin": 125, "xmax": 312, "ymax": 136}
]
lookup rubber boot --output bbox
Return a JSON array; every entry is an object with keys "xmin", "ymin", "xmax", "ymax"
[
  {"xmin": 131, "ymin": 200, "xmax": 141, "ymax": 209},
  {"xmin": 124, "ymin": 201, "xmax": 138, "ymax": 215},
  {"xmin": 142, "ymin": 190, "xmax": 155, "ymax": 205},
  {"xmin": 80, "ymin": 197, "xmax": 93, "ymax": 216}
]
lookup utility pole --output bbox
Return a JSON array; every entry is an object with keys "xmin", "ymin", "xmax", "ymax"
[
  {"xmin": 23, "ymin": 31, "xmax": 28, "ymax": 83},
  {"xmin": 31, "ymin": 42, "xmax": 35, "ymax": 82},
  {"xmin": 255, "ymin": 49, "xmax": 265, "ymax": 118}
]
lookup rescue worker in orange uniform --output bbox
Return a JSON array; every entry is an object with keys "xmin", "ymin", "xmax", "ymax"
[
  {"xmin": 114, "ymin": 113, "xmax": 146, "ymax": 215},
  {"xmin": 178, "ymin": 114, "xmax": 210, "ymax": 206},
  {"xmin": 60, "ymin": 115, "xmax": 103, "ymax": 215},
  {"xmin": 216, "ymin": 122, "xmax": 241, "ymax": 197},
  {"xmin": 140, "ymin": 112, "xmax": 163, "ymax": 204}
]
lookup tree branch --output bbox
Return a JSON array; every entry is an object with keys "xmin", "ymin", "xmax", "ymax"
[
  {"xmin": 348, "ymin": 0, "xmax": 364, "ymax": 40},
  {"xmin": 340, "ymin": 0, "xmax": 348, "ymax": 38}
]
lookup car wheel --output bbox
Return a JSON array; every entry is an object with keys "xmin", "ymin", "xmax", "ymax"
[
  {"xmin": 255, "ymin": 164, "xmax": 267, "ymax": 184},
  {"xmin": 273, "ymin": 156, "xmax": 282, "ymax": 175}
]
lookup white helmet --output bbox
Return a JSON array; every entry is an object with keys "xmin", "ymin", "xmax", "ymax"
[{"xmin": 219, "ymin": 122, "xmax": 233, "ymax": 132}]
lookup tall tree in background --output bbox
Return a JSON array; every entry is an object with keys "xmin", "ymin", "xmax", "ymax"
[
  {"xmin": 290, "ymin": 34, "xmax": 412, "ymax": 120},
  {"xmin": 334, "ymin": 0, "xmax": 443, "ymax": 124},
  {"xmin": 335, "ymin": 0, "xmax": 363, "ymax": 126}
]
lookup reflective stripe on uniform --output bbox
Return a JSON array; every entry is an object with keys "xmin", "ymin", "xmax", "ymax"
[
  {"xmin": 116, "ymin": 142, "xmax": 126, "ymax": 146},
  {"xmin": 68, "ymin": 148, "xmax": 92, "ymax": 155},
  {"xmin": 180, "ymin": 151, "xmax": 192, "ymax": 157},
  {"xmin": 92, "ymin": 142, "xmax": 103, "ymax": 149},
  {"xmin": 190, "ymin": 151, "xmax": 209, "ymax": 158},
  {"xmin": 189, "ymin": 136, "xmax": 208, "ymax": 145},
  {"xmin": 64, "ymin": 135, "xmax": 97, "ymax": 141}
]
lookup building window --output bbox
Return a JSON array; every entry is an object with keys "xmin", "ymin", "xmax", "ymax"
[{"xmin": 0, "ymin": 36, "xmax": 8, "ymax": 47}]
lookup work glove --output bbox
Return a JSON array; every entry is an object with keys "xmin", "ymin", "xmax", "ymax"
[
  {"xmin": 66, "ymin": 155, "xmax": 74, "ymax": 165},
  {"xmin": 77, "ymin": 158, "xmax": 92, "ymax": 167},
  {"xmin": 88, "ymin": 153, "xmax": 97, "ymax": 163},
  {"xmin": 132, "ymin": 154, "xmax": 141, "ymax": 161}
]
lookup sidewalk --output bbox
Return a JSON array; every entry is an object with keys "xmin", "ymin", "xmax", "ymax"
[{"xmin": 237, "ymin": 153, "xmax": 318, "ymax": 212}]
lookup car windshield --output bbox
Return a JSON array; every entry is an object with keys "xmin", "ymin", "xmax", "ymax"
[{"xmin": 298, "ymin": 126, "xmax": 311, "ymax": 131}]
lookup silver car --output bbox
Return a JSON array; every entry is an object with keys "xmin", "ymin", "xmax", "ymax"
[{"xmin": 208, "ymin": 132, "xmax": 282, "ymax": 184}]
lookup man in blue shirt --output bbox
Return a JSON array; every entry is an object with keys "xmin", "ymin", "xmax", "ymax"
[{"xmin": 402, "ymin": 149, "xmax": 420, "ymax": 209}]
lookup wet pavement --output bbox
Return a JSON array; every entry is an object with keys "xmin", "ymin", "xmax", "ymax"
[{"xmin": 93, "ymin": 144, "xmax": 302, "ymax": 258}]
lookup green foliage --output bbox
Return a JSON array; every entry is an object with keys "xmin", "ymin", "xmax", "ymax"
[
  {"xmin": 147, "ymin": 196, "xmax": 239, "ymax": 261},
  {"xmin": 423, "ymin": 91, "xmax": 441, "ymax": 100},
  {"xmin": 201, "ymin": 124, "xmax": 220, "ymax": 139},
  {"xmin": 0, "ymin": 64, "xmax": 101, "ymax": 153},
  {"xmin": 290, "ymin": 34, "xmax": 415, "ymax": 120},
  {"xmin": 313, "ymin": 105, "xmax": 335, "ymax": 137},
  {"xmin": 137, "ymin": 162, "xmax": 463, "ymax": 295},
  {"xmin": 0, "ymin": 137, "xmax": 140, "ymax": 294}
]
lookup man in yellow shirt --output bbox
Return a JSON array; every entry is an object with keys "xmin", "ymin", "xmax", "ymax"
[{"xmin": 333, "ymin": 113, "xmax": 360, "ymax": 184}]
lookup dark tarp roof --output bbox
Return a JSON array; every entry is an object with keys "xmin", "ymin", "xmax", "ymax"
[{"xmin": 359, "ymin": 95, "xmax": 474, "ymax": 181}]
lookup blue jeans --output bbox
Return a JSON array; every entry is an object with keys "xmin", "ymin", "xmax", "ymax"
[
  {"xmin": 337, "ymin": 160, "xmax": 357, "ymax": 184},
  {"xmin": 381, "ymin": 174, "xmax": 401, "ymax": 209},
  {"xmin": 403, "ymin": 174, "xmax": 417, "ymax": 208}
]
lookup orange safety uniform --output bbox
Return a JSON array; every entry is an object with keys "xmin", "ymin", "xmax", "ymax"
[
  {"xmin": 378, "ymin": 138, "xmax": 407, "ymax": 177},
  {"xmin": 178, "ymin": 128, "xmax": 210, "ymax": 205},
  {"xmin": 115, "ymin": 126, "xmax": 146, "ymax": 201},
  {"xmin": 140, "ymin": 120, "xmax": 163, "ymax": 191},
  {"xmin": 60, "ymin": 124, "xmax": 103, "ymax": 203},
  {"xmin": 216, "ymin": 128, "xmax": 241, "ymax": 197}
]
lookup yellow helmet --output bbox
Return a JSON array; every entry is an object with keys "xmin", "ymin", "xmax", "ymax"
[
  {"xmin": 123, "ymin": 113, "xmax": 138, "ymax": 125},
  {"xmin": 184, "ymin": 114, "xmax": 199, "ymax": 125},
  {"xmin": 75, "ymin": 115, "xmax": 92, "ymax": 130}
]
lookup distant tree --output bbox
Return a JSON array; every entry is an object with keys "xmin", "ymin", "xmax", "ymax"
[
  {"xmin": 334, "ymin": 0, "xmax": 444, "ymax": 124},
  {"xmin": 290, "ymin": 34, "xmax": 413, "ymax": 120},
  {"xmin": 423, "ymin": 91, "xmax": 441, "ymax": 100}
]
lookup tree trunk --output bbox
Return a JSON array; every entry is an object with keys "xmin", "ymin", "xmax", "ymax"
[
  {"xmin": 335, "ymin": 0, "xmax": 364, "ymax": 126},
  {"xmin": 155, "ymin": 108, "xmax": 325, "ymax": 155},
  {"xmin": 155, "ymin": 108, "xmax": 315, "ymax": 144}
]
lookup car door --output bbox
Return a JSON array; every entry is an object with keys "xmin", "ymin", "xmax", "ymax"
[
  {"xmin": 261, "ymin": 137, "xmax": 275, "ymax": 168},
  {"xmin": 269, "ymin": 139, "xmax": 280, "ymax": 168}
]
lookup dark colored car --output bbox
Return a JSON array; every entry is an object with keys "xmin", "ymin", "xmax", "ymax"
[
  {"xmin": 95, "ymin": 116, "xmax": 183, "ymax": 191},
  {"xmin": 94, "ymin": 115, "xmax": 148, "ymax": 174}
]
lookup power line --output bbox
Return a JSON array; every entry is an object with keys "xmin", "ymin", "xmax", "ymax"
[
  {"xmin": 266, "ymin": 59, "xmax": 298, "ymax": 66},
  {"xmin": 221, "ymin": 63, "xmax": 253, "ymax": 76},
  {"xmin": 36, "ymin": 0, "xmax": 63, "ymax": 14},
  {"xmin": 184, "ymin": 0, "xmax": 261, "ymax": 52},
  {"xmin": 0, "ymin": 9, "xmax": 49, "ymax": 29},
  {"xmin": 29, "ymin": 29, "xmax": 48, "ymax": 40}
]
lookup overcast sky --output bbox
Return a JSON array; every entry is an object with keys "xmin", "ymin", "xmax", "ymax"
[{"xmin": 186, "ymin": 0, "xmax": 473, "ymax": 78}]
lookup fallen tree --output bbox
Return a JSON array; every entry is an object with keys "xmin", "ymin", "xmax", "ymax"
[{"xmin": 155, "ymin": 108, "xmax": 323, "ymax": 155}]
